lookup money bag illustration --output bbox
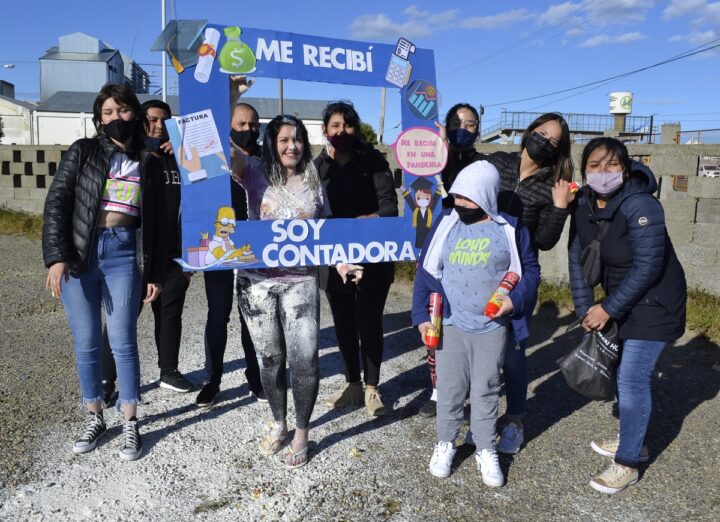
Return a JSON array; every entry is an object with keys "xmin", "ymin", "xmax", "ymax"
[{"xmin": 219, "ymin": 26, "xmax": 256, "ymax": 74}]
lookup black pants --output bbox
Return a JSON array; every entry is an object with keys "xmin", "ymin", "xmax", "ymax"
[
  {"xmin": 203, "ymin": 270, "xmax": 262, "ymax": 393},
  {"xmin": 326, "ymin": 284, "xmax": 391, "ymax": 387},
  {"xmin": 102, "ymin": 262, "xmax": 189, "ymax": 382}
]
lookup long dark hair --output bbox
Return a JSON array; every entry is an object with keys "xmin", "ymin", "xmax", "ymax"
[
  {"xmin": 261, "ymin": 114, "xmax": 319, "ymax": 190},
  {"xmin": 444, "ymin": 103, "xmax": 480, "ymax": 131},
  {"xmin": 92, "ymin": 83, "xmax": 144, "ymax": 157},
  {"xmin": 520, "ymin": 113, "xmax": 573, "ymax": 182},
  {"xmin": 580, "ymin": 137, "xmax": 632, "ymax": 182}
]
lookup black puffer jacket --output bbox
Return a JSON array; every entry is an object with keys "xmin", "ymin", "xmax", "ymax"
[
  {"xmin": 483, "ymin": 151, "xmax": 569, "ymax": 252},
  {"xmin": 568, "ymin": 161, "xmax": 686, "ymax": 341},
  {"xmin": 440, "ymin": 148, "xmax": 483, "ymax": 208},
  {"xmin": 42, "ymin": 135, "xmax": 166, "ymax": 284},
  {"xmin": 315, "ymin": 142, "xmax": 398, "ymax": 292}
]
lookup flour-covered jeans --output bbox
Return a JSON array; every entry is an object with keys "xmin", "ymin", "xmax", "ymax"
[{"xmin": 236, "ymin": 274, "xmax": 319, "ymax": 429}]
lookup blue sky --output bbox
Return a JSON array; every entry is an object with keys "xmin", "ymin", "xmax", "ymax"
[{"xmin": 1, "ymin": 0, "xmax": 718, "ymax": 142}]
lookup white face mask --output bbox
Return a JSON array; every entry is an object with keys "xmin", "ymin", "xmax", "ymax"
[{"xmin": 417, "ymin": 198, "xmax": 430, "ymax": 208}]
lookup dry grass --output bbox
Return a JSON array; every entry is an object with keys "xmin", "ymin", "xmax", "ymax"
[{"xmin": 0, "ymin": 208, "xmax": 43, "ymax": 239}]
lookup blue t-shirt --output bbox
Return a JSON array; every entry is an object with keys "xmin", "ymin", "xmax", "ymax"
[{"xmin": 441, "ymin": 219, "xmax": 511, "ymax": 334}]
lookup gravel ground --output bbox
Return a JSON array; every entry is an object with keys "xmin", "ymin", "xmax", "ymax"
[{"xmin": 1, "ymin": 233, "xmax": 719, "ymax": 521}]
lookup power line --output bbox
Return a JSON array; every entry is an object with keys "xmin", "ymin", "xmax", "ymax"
[
  {"xmin": 484, "ymin": 39, "xmax": 720, "ymax": 108},
  {"xmin": 439, "ymin": 0, "xmax": 630, "ymax": 80}
]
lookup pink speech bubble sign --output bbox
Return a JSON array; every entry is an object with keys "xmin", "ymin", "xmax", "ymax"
[{"xmin": 392, "ymin": 127, "xmax": 448, "ymax": 177}]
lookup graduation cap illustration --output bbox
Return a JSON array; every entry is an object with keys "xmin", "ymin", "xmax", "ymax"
[
  {"xmin": 151, "ymin": 19, "xmax": 208, "ymax": 73},
  {"xmin": 410, "ymin": 177, "xmax": 434, "ymax": 192}
]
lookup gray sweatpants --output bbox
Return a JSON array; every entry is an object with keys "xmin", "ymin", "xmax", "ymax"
[{"xmin": 436, "ymin": 324, "xmax": 508, "ymax": 450}]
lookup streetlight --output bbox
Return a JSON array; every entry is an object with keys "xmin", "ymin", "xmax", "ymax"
[{"xmin": 3, "ymin": 64, "xmax": 16, "ymax": 69}]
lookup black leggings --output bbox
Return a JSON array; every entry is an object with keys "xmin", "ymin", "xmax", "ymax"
[{"xmin": 326, "ymin": 284, "xmax": 391, "ymax": 387}]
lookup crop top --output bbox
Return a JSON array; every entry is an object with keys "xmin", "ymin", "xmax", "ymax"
[{"xmin": 100, "ymin": 153, "xmax": 142, "ymax": 217}]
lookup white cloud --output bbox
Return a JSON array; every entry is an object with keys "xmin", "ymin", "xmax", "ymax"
[
  {"xmin": 668, "ymin": 34, "xmax": 685, "ymax": 42},
  {"xmin": 459, "ymin": 9, "xmax": 533, "ymax": 29},
  {"xmin": 348, "ymin": 13, "xmax": 433, "ymax": 40},
  {"xmin": 580, "ymin": 31, "xmax": 648, "ymax": 47},
  {"xmin": 582, "ymin": 0, "xmax": 656, "ymax": 24},
  {"xmin": 566, "ymin": 27, "xmax": 585, "ymax": 36},
  {"xmin": 538, "ymin": 2, "xmax": 583, "ymax": 26},
  {"xmin": 348, "ymin": 6, "xmax": 533, "ymax": 40},
  {"xmin": 663, "ymin": 0, "xmax": 708, "ymax": 20}
]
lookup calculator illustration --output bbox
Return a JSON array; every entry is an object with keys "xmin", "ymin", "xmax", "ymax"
[{"xmin": 386, "ymin": 55, "xmax": 413, "ymax": 87}]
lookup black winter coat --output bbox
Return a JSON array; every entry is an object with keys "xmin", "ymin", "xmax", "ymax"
[
  {"xmin": 440, "ymin": 148, "xmax": 483, "ymax": 208},
  {"xmin": 568, "ymin": 161, "xmax": 686, "ymax": 342},
  {"xmin": 315, "ymin": 143, "xmax": 398, "ymax": 292},
  {"xmin": 483, "ymin": 151, "xmax": 569, "ymax": 251},
  {"xmin": 42, "ymin": 135, "xmax": 167, "ymax": 284}
]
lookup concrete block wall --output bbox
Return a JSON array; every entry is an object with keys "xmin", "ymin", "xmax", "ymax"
[
  {"xmin": 0, "ymin": 145, "xmax": 66, "ymax": 214},
  {"xmin": 2, "ymin": 143, "xmax": 720, "ymax": 294}
]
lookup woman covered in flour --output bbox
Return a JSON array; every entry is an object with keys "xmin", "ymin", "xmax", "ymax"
[
  {"xmin": 411, "ymin": 161, "xmax": 540, "ymax": 487},
  {"xmin": 230, "ymin": 114, "xmax": 362, "ymax": 469}
]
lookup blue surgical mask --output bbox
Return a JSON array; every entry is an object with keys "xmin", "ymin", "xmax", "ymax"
[
  {"xmin": 448, "ymin": 128, "xmax": 478, "ymax": 150},
  {"xmin": 144, "ymin": 136, "xmax": 165, "ymax": 151}
]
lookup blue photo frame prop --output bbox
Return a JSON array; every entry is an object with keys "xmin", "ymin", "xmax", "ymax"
[{"xmin": 171, "ymin": 23, "xmax": 443, "ymax": 270}]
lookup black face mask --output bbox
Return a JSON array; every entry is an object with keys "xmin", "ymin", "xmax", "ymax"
[
  {"xmin": 144, "ymin": 136, "xmax": 165, "ymax": 151},
  {"xmin": 230, "ymin": 129, "xmax": 260, "ymax": 149},
  {"xmin": 455, "ymin": 205, "xmax": 487, "ymax": 224},
  {"xmin": 103, "ymin": 119, "xmax": 139, "ymax": 144},
  {"xmin": 525, "ymin": 132, "xmax": 558, "ymax": 163}
]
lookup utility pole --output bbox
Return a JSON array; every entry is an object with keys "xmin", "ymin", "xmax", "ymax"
[
  {"xmin": 378, "ymin": 87, "xmax": 387, "ymax": 144},
  {"xmin": 478, "ymin": 104, "xmax": 485, "ymax": 140},
  {"xmin": 161, "ymin": 0, "xmax": 167, "ymax": 102},
  {"xmin": 279, "ymin": 79, "xmax": 284, "ymax": 114}
]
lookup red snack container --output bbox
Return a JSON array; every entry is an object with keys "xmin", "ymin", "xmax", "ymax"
[
  {"xmin": 569, "ymin": 181, "xmax": 580, "ymax": 193},
  {"xmin": 425, "ymin": 292, "xmax": 443, "ymax": 349},
  {"xmin": 484, "ymin": 272, "xmax": 520, "ymax": 319}
]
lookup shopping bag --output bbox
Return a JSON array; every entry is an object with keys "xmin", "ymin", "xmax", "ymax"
[{"xmin": 557, "ymin": 319, "xmax": 620, "ymax": 401}]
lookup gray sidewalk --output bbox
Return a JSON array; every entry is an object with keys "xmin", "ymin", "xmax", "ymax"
[{"xmin": 1, "ymin": 235, "xmax": 718, "ymax": 521}]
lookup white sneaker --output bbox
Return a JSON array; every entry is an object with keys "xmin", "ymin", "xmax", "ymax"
[
  {"xmin": 476, "ymin": 449, "xmax": 505, "ymax": 487},
  {"xmin": 497, "ymin": 422, "xmax": 524, "ymax": 455},
  {"xmin": 429, "ymin": 441, "xmax": 456, "ymax": 478}
]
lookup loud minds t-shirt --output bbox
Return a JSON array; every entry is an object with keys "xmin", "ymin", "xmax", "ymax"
[{"xmin": 441, "ymin": 219, "xmax": 511, "ymax": 334}]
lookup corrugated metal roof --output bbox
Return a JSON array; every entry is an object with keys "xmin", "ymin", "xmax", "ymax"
[
  {"xmin": 0, "ymin": 94, "xmax": 37, "ymax": 110},
  {"xmin": 37, "ymin": 92, "xmax": 328, "ymax": 120},
  {"xmin": 37, "ymin": 91, "xmax": 180, "ymax": 114},
  {"xmin": 239, "ymin": 97, "xmax": 328, "ymax": 121},
  {"xmin": 40, "ymin": 48, "xmax": 119, "ymax": 63}
]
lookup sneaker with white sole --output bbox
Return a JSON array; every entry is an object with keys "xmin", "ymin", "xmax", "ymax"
[
  {"xmin": 589, "ymin": 462, "xmax": 639, "ymax": 494},
  {"xmin": 591, "ymin": 438, "xmax": 649, "ymax": 462},
  {"xmin": 159, "ymin": 370, "xmax": 193, "ymax": 393},
  {"xmin": 73, "ymin": 411, "xmax": 107, "ymax": 454},
  {"xmin": 475, "ymin": 449, "xmax": 505, "ymax": 487},
  {"xmin": 429, "ymin": 441, "xmax": 456, "ymax": 478},
  {"xmin": 497, "ymin": 422, "xmax": 524, "ymax": 455},
  {"xmin": 119, "ymin": 417, "xmax": 143, "ymax": 461}
]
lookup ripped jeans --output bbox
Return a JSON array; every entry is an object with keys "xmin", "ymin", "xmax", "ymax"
[
  {"xmin": 60, "ymin": 227, "xmax": 142, "ymax": 409},
  {"xmin": 236, "ymin": 274, "xmax": 319, "ymax": 429}
]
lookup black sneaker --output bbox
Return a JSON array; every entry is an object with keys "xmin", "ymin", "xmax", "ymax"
[
  {"xmin": 419, "ymin": 399, "xmax": 437, "ymax": 418},
  {"xmin": 196, "ymin": 383, "xmax": 220, "ymax": 408},
  {"xmin": 253, "ymin": 389, "xmax": 268, "ymax": 402},
  {"xmin": 159, "ymin": 370, "xmax": 194, "ymax": 393},
  {"xmin": 119, "ymin": 416, "xmax": 143, "ymax": 461},
  {"xmin": 101, "ymin": 380, "xmax": 117, "ymax": 408},
  {"xmin": 73, "ymin": 411, "xmax": 107, "ymax": 454}
]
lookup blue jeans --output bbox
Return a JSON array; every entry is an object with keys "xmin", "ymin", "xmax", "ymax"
[
  {"xmin": 61, "ymin": 227, "xmax": 142, "ymax": 408},
  {"xmin": 615, "ymin": 338, "xmax": 667, "ymax": 468},
  {"xmin": 503, "ymin": 331, "xmax": 528, "ymax": 419}
]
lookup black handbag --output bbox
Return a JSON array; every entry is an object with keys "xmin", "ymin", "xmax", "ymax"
[
  {"xmin": 557, "ymin": 319, "xmax": 620, "ymax": 401},
  {"xmin": 579, "ymin": 220, "xmax": 610, "ymax": 287}
]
